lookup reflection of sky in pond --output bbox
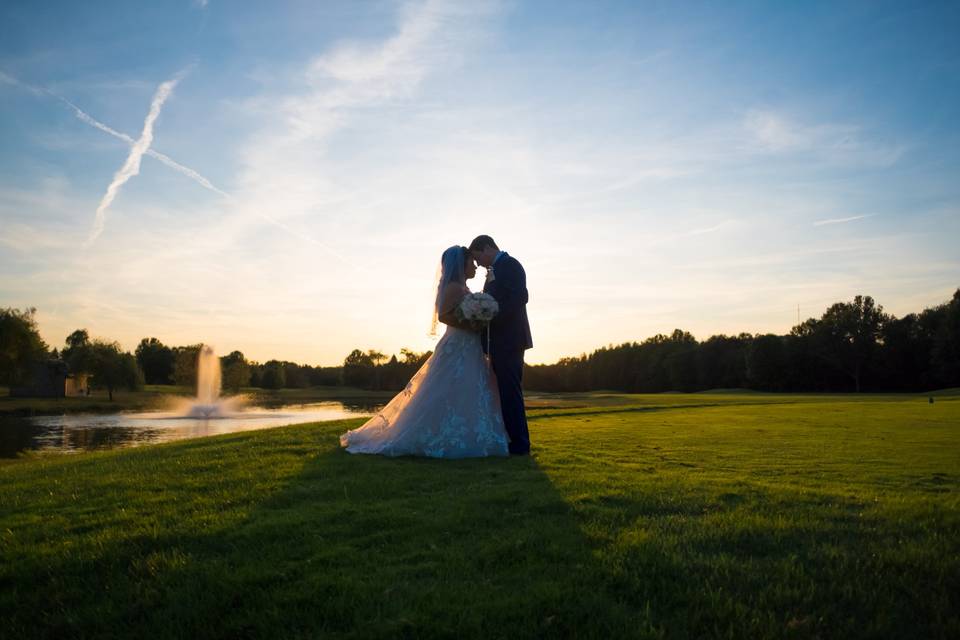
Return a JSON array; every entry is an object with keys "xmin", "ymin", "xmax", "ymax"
[{"xmin": 0, "ymin": 402, "xmax": 380, "ymax": 457}]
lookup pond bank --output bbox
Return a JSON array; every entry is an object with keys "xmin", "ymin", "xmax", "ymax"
[{"xmin": 0, "ymin": 385, "xmax": 394, "ymax": 416}]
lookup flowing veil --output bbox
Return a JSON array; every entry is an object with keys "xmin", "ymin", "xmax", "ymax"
[{"xmin": 429, "ymin": 245, "xmax": 466, "ymax": 337}]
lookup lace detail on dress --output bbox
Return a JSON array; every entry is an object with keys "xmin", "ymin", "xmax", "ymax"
[{"xmin": 339, "ymin": 326, "xmax": 509, "ymax": 458}]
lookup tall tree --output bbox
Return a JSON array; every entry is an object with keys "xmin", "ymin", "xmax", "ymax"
[
  {"xmin": 805, "ymin": 295, "xmax": 888, "ymax": 392},
  {"xmin": 260, "ymin": 360, "xmax": 286, "ymax": 389},
  {"xmin": 696, "ymin": 334, "xmax": 748, "ymax": 389},
  {"xmin": 878, "ymin": 314, "xmax": 931, "ymax": 391},
  {"xmin": 400, "ymin": 348, "xmax": 432, "ymax": 368},
  {"xmin": 88, "ymin": 340, "xmax": 143, "ymax": 401},
  {"xmin": 746, "ymin": 334, "xmax": 788, "ymax": 391},
  {"xmin": 342, "ymin": 349, "xmax": 375, "ymax": 389},
  {"xmin": 931, "ymin": 289, "xmax": 960, "ymax": 387},
  {"xmin": 220, "ymin": 350, "xmax": 251, "ymax": 392},
  {"xmin": 366, "ymin": 350, "xmax": 387, "ymax": 390},
  {"xmin": 135, "ymin": 337, "xmax": 175, "ymax": 385},
  {"xmin": 0, "ymin": 307, "xmax": 48, "ymax": 386},
  {"xmin": 64, "ymin": 328, "xmax": 89, "ymax": 353},
  {"xmin": 282, "ymin": 362, "xmax": 310, "ymax": 388},
  {"xmin": 61, "ymin": 329, "xmax": 92, "ymax": 374},
  {"xmin": 172, "ymin": 345, "xmax": 202, "ymax": 388}
]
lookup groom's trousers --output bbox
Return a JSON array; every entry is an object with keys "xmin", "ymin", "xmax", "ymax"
[{"xmin": 491, "ymin": 349, "xmax": 530, "ymax": 454}]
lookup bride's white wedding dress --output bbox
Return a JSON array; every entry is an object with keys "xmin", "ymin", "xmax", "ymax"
[{"xmin": 339, "ymin": 325, "xmax": 510, "ymax": 458}]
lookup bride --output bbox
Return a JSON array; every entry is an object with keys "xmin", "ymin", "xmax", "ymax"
[{"xmin": 339, "ymin": 245, "xmax": 510, "ymax": 458}]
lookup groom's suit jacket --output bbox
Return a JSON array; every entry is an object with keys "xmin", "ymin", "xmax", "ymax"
[{"xmin": 483, "ymin": 252, "xmax": 533, "ymax": 356}]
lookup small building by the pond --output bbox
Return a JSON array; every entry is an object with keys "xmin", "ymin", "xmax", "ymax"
[{"xmin": 65, "ymin": 372, "xmax": 90, "ymax": 396}]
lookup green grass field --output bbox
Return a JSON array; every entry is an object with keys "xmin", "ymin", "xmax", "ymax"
[{"xmin": 1, "ymin": 394, "xmax": 958, "ymax": 638}]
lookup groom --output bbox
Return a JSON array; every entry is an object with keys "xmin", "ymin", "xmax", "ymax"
[{"xmin": 469, "ymin": 235, "xmax": 533, "ymax": 455}]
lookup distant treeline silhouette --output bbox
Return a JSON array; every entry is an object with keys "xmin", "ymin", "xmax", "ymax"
[
  {"xmin": 525, "ymin": 290, "xmax": 960, "ymax": 393},
  {"xmin": 2, "ymin": 290, "xmax": 957, "ymax": 396},
  {"xmin": 302, "ymin": 289, "xmax": 960, "ymax": 394}
]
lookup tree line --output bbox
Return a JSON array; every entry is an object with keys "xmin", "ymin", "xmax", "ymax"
[
  {"xmin": 0, "ymin": 318, "xmax": 144, "ymax": 400},
  {"xmin": 524, "ymin": 290, "xmax": 960, "ymax": 393},
  {"xmin": 0, "ymin": 313, "xmax": 433, "ymax": 397},
  {"xmin": 131, "ymin": 341, "xmax": 433, "ymax": 392},
  {"xmin": 1, "ymin": 289, "xmax": 958, "ymax": 397},
  {"xmin": 124, "ymin": 340, "xmax": 413, "ymax": 392}
]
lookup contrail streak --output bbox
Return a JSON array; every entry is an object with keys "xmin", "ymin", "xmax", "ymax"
[
  {"xmin": 2, "ymin": 71, "xmax": 227, "ymax": 198},
  {"xmin": 62, "ymin": 93, "xmax": 358, "ymax": 267},
  {"xmin": 87, "ymin": 72, "xmax": 185, "ymax": 245},
  {"xmin": 2, "ymin": 69, "xmax": 363, "ymax": 271},
  {"xmin": 813, "ymin": 214, "xmax": 873, "ymax": 227},
  {"xmin": 58, "ymin": 95, "xmax": 230, "ymax": 198},
  {"xmin": 149, "ymin": 149, "xmax": 230, "ymax": 197},
  {"xmin": 59, "ymin": 86, "xmax": 353, "ymax": 265},
  {"xmin": 60, "ymin": 96, "xmax": 129, "ymax": 139}
]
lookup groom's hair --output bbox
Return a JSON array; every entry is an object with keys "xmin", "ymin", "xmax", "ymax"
[{"xmin": 468, "ymin": 235, "xmax": 498, "ymax": 252}]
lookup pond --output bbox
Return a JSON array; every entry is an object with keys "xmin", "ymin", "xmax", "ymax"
[{"xmin": 0, "ymin": 400, "xmax": 383, "ymax": 458}]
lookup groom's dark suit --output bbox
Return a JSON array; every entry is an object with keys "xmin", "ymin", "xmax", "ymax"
[{"xmin": 482, "ymin": 252, "xmax": 533, "ymax": 454}]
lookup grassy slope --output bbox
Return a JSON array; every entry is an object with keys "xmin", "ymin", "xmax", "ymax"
[{"xmin": 1, "ymin": 397, "xmax": 958, "ymax": 638}]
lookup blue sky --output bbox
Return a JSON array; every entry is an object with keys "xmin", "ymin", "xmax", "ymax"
[{"xmin": 1, "ymin": 0, "xmax": 958, "ymax": 365}]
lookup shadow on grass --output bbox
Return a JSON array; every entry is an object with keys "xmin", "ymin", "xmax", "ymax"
[
  {"xmin": 6, "ymin": 415, "xmax": 958, "ymax": 639},
  {"xmin": 2, "ymin": 426, "xmax": 639, "ymax": 639}
]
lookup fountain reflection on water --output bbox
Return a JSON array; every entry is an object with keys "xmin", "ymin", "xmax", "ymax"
[{"xmin": 1, "ymin": 344, "xmax": 384, "ymax": 456}]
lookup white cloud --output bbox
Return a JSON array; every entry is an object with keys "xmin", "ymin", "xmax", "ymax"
[
  {"xmin": 225, "ymin": 1, "xmax": 496, "ymax": 261},
  {"xmin": 6, "ymin": 0, "xmax": 503, "ymax": 364},
  {"xmin": 5, "ymin": 3, "xmax": 954, "ymax": 367},
  {"xmin": 744, "ymin": 109, "xmax": 809, "ymax": 151},
  {"xmin": 743, "ymin": 108, "xmax": 904, "ymax": 167}
]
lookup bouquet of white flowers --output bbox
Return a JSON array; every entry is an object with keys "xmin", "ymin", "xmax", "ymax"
[{"xmin": 456, "ymin": 292, "xmax": 499, "ymax": 327}]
